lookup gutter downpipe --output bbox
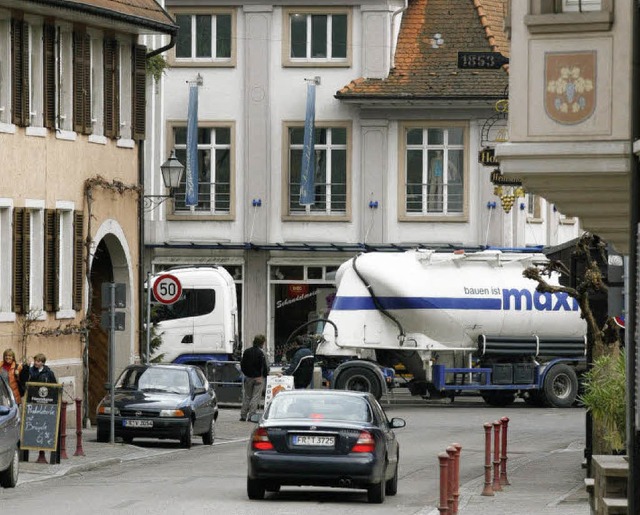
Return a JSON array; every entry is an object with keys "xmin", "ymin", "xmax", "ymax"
[
  {"xmin": 138, "ymin": 34, "xmax": 176, "ymax": 361},
  {"xmin": 390, "ymin": 0, "xmax": 408, "ymax": 70}
]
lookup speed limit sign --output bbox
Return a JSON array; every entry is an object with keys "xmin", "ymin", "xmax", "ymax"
[{"xmin": 152, "ymin": 274, "xmax": 182, "ymax": 305}]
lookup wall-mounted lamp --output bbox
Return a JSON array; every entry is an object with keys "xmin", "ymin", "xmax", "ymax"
[{"xmin": 143, "ymin": 150, "xmax": 185, "ymax": 212}]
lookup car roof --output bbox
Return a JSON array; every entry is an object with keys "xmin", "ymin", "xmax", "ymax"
[{"xmin": 274, "ymin": 390, "xmax": 372, "ymax": 400}]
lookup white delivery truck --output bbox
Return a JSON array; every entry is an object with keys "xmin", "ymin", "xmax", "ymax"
[
  {"xmin": 149, "ymin": 267, "xmax": 239, "ymax": 364},
  {"xmin": 316, "ymin": 249, "xmax": 588, "ymax": 407}
]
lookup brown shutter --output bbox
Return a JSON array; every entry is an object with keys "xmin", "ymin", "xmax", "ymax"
[
  {"xmin": 73, "ymin": 31, "xmax": 92, "ymax": 135},
  {"xmin": 11, "ymin": 18, "xmax": 29, "ymax": 127},
  {"xmin": 131, "ymin": 45, "xmax": 147, "ymax": 141},
  {"xmin": 104, "ymin": 38, "xmax": 117, "ymax": 138},
  {"xmin": 12, "ymin": 209, "xmax": 24, "ymax": 313},
  {"xmin": 114, "ymin": 42, "xmax": 120, "ymax": 138},
  {"xmin": 43, "ymin": 23, "xmax": 56, "ymax": 129},
  {"xmin": 44, "ymin": 209, "xmax": 59, "ymax": 312},
  {"xmin": 73, "ymin": 211, "xmax": 84, "ymax": 311}
]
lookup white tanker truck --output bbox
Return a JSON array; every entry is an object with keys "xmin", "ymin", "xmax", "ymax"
[{"xmin": 315, "ymin": 249, "xmax": 587, "ymax": 408}]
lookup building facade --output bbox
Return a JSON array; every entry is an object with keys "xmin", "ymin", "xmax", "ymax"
[
  {"xmin": 0, "ymin": 0, "xmax": 176, "ymax": 421},
  {"xmin": 144, "ymin": 0, "xmax": 581, "ymax": 363}
]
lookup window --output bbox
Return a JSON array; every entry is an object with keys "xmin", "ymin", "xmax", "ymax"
[
  {"xmin": 285, "ymin": 124, "xmax": 349, "ymax": 218},
  {"xmin": 118, "ymin": 43, "xmax": 132, "ymax": 140},
  {"xmin": 562, "ymin": 0, "xmax": 601, "ymax": 11},
  {"xmin": 90, "ymin": 35, "xmax": 104, "ymax": 137},
  {"xmin": 0, "ymin": 16, "xmax": 10, "ymax": 125},
  {"xmin": 401, "ymin": 124, "xmax": 466, "ymax": 219},
  {"xmin": 11, "ymin": 17, "xmax": 29, "ymax": 127},
  {"xmin": 171, "ymin": 10, "xmax": 234, "ymax": 66},
  {"xmin": 526, "ymin": 194, "xmax": 542, "ymax": 221},
  {"xmin": 27, "ymin": 19, "xmax": 44, "ymax": 129},
  {"xmin": 57, "ymin": 27, "xmax": 73, "ymax": 132},
  {"xmin": 283, "ymin": 8, "xmax": 350, "ymax": 66},
  {"xmin": 0, "ymin": 203, "xmax": 13, "ymax": 319},
  {"xmin": 27, "ymin": 205, "xmax": 44, "ymax": 314},
  {"xmin": 526, "ymin": 0, "xmax": 612, "ymax": 32},
  {"xmin": 171, "ymin": 125, "xmax": 233, "ymax": 215},
  {"xmin": 73, "ymin": 29, "xmax": 92, "ymax": 135},
  {"xmin": 57, "ymin": 207, "xmax": 74, "ymax": 316},
  {"xmin": 103, "ymin": 38, "xmax": 120, "ymax": 138},
  {"xmin": 12, "ymin": 208, "xmax": 30, "ymax": 314}
]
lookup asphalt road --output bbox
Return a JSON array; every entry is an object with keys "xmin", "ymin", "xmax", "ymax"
[{"xmin": 0, "ymin": 398, "xmax": 586, "ymax": 514}]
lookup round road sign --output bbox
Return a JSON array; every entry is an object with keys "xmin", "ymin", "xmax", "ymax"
[{"xmin": 152, "ymin": 274, "xmax": 182, "ymax": 305}]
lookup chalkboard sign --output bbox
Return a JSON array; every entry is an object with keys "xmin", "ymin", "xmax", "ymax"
[{"xmin": 20, "ymin": 382, "xmax": 62, "ymax": 451}]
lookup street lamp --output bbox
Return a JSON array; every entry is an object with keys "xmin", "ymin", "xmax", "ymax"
[{"xmin": 143, "ymin": 150, "xmax": 185, "ymax": 211}]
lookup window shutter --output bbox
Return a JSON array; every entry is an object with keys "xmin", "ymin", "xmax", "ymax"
[
  {"xmin": 12, "ymin": 209, "xmax": 24, "ymax": 313},
  {"xmin": 44, "ymin": 209, "xmax": 59, "ymax": 312},
  {"xmin": 11, "ymin": 18, "xmax": 29, "ymax": 127},
  {"xmin": 131, "ymin": 45, "xmax": 147, "ymax": 141},
  {"xmin": 73, "ymin": 211, "xmax": 84, "ymax": 311},
  {"xmin": 104, "ymin": 39, "xmax": 120, "ymax": 138},
  {"xmin": 73, "ymin": 31, "xmax": 92, "ymax": 135},
  {"xmin": 43, "ymin": 23, "xmax": 56, "ymax": 129}
]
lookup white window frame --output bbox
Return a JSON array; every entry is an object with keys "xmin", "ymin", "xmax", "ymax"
[
  {"xmin": 562, "ymin": 0, "xmax": 601, "ymax": 12},
  {"xmin": 56, "ymin": 24, "xmax": 74, "ymax": 136},
  {"xmin": 283, "ymin": 121, "xmax": 351, "ymax": 220},
  {"xmin": 25, "ymin": 200, "xmax": 45, "ymax": 318},
  {"xmin": 169, "ymin": 9, "xmax": 236, "ymax": 67},
  {"xmin": 118, "ymin": 40, "xmax": 132, "ymax": 142},
  {"xmin": 24, "ymin": 17, "xmax": 44, "ymax": 132},
  {"xmin": 89, "ymin": 30, "xmax": 105, "ymax": 141},
  {"xmin": 283, "ymin": 7, "xmax": 351, "ymax": 67},
  {"xmin": 167, "ymin": 121, "xmax": 236, "ymax": 220},
  {"xmin": 0, "ymin": 200, "xmax": 14, "ymax": 322},
  {"xmin": 399, "ymin": 122, "xmax": 468, "ymax": 221},
  {"xmin": 0, "ymin": 13, "xmax": 10, "ymax": 127},
  {"xmin": 56, "ymin": 202, "xmax": 74, "ymax": 319}
]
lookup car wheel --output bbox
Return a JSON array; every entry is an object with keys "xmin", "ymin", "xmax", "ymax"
[
  {"xmin": 202, "ymin": 416, "xmax": 216, "ymax": 445},
  {"xmin": 543, "ymin": 364, "xmax": 578, "ymax": 408},
  {"xmin": 247, "ymin": 477, "xmax": 266, "ymax": 500},
  {"xmin": 385, "ymin": 454, "xmax": 399, "ymax": 496},
  {"xmin": 97, "ymin": 425, "xmax": 109, "ymax": 443},
  {"xmin": 181, "ymin": 421, "xmax": 193, "ymax": 449},
  {"xmin": 367, "ymin": 463, "xmax": 387, "ymax": 504},
  {"xmin": 335, "ymin": 367, "xmax": 383, "ymax": 400},
  {"xmin": 0, "ymin": 446, "xmax": 19, "ymax": 488}
]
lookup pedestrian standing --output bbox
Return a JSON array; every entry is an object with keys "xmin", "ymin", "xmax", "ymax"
[
  {"xmin": 20, "ymin": 352, "xmax": 57, "ymax": 388},
  {"xmin": 2, "ymin": 348, "xmax": 23, "ymax": 404},
  {"xmin": 240, "ymin": 335, "xmax": 269, "ymax": 421},
  {"xmin": 283, "ymin": 336, "xmax": 314, "ymax": 389}
]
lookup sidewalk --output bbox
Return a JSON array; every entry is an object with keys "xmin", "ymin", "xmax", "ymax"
[{"xmin": 17, "ymin": 408, "xmax": 591, "ymax": 515}]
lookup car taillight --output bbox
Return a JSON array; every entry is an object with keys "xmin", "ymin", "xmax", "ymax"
[
  {"xmin": 351, "ymin": 430, "xmax": 375, "ymax": 453},
  {"xmin": 252, "ymin": 428, "xmax": 274, "ymax": 450}
]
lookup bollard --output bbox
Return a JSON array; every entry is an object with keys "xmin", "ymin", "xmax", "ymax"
[
  {"xmin": 438, "ymin": 452, "xmax": 450, "ymax": 514},
  {"xmin": 73, "ymin": 398, "xmax": 85, "ymax": 456},
  {"xmin": 452, "ymin": 443, "xmax": 462, "ymax": 514},
  {"xmin": 446, "ymin": 446, "xmax": 456, "ymax": 513},
  {"xmin": 481, "ymin": 423, "xmax": 494, "ymax": 496},
  {"xmin": 59, "ymin": 401, "xmax": 68, "ymax": 459},
  {"xmin": 500, "ymin": 416, "xmax": 510, "ymax": 486},
  {"xmin": 492, "ymin": 420, "xmax": 502, "ymax": 492}
]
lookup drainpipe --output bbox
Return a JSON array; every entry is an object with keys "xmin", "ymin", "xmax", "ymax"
[{"xmin": 390, "ymin": 0, "xmax": 408, "ymax": 69}]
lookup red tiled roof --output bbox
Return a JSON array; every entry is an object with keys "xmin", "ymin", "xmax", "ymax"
[
  {"xmin": 24, "ymin": 0, "xmax": 176, "ymax": 32},
  {"xmin": 337, "ymin": 0, "xmax": 508, "ymax": 100}
]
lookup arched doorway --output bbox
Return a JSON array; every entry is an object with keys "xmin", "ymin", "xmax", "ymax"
[{"xmin": 87, "ymin": 231, "xmax": 134, "ymax": 425}]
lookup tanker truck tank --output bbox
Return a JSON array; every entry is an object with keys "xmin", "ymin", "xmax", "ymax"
[{"xmin": 317, "ymin": 249, "xmax": 587, "ymax": 408}]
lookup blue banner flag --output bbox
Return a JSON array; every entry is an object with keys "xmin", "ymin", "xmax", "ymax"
[
  {"xmin": 299, "ymin": 82, "xmax": 316, "ymax": 206},
  {"xmin": 185, "ymin": 82, "xmax": 199, "ymax": 207}
]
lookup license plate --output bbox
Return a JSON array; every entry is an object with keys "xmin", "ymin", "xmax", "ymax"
[
  {"xmin": 123, "ymin": 419, "xmax": 153, "ymax": 428},
  {"xmin": 292, "ymin": 435, "xmax": 335, "ymax": 446}
]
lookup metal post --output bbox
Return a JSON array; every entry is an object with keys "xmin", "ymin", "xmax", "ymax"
[
  {"xmin": 446, "ymin": 446, "xmax": 456, "ymax": 514},
  {"xmin": 482, "ymin": 423, "xmax": 494, "ymax": 496},
  {"xmin": 492, "ymin": 420, "xmax": 502, "ymax": 492},
  {"xmin": 59, "ymin": 401, "xmax": 68, "ymax": 460},
  {"xmin": 109, "ymin": 283, "xmax": 115, "ymax": 444},
  {"xmin": 438, "ymin": 452, "xmax": 450, "ymax": 514},
  {"xmin": 146, "ymin": 271, "xmax": 151, "ymax": 365},
  {"xmin": 500, "ymin": 416, "xmax": 510, "ymax": 485},
  {"xmin": 74, "ymin": 398, "xmax": 85, "ymax": 456}
]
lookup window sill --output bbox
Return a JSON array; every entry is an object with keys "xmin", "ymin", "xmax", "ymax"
[
  {"xmin": 524, "ymin": 11, "xmax": 613, "ymax": 33},
  {"xmin": 56, "ymin": 130, "xmax": 77, "ymax": 141},
  {"xmin": 89, "ymin": 134, "xmax": 107, "ymax": 145},
  {"xmin": 27, "ymin": 309, "xmax": 47, "ymax": 321},
  {"xmin": 0, "ymin": 122, "xmax": 16, "ymax": 134},
  {"xmin": 398, "ymin": 214, "xmax": 468, "ymax": 223},
  {"xmin": 167, "ymin": 213, "xmax": 235, "ymax": 221},
  {"xmin": 26, "ymin": 126, "xmax": 47, "ymax": 137},
  {"xmin": 282, "ymin": 214, "xmax": 350, "ymax": 222},
  {"xmin": 283, "ymin": 60, "xmax": 350, "ymax": 68},
  {"xmin": 168, "ymin": 59, "xmax": 236, "ymax": 68},
  {"xmin": 526, "ymin": 217, "xmax": 544, "ymax": 224},
  {"xmin": 559, "ymin": 218, "xmax": 577, "ymax": 225},
  {"xmin": 0, "ymin": 311, "xmax": 16, "ymax": 323},
  {"xmin": 117, "ymin": 138, "xmax": 135, "ymax": 149},
  {"xmin": 56, "ymin": 309, "xmax": 76, "ymax": 320}
]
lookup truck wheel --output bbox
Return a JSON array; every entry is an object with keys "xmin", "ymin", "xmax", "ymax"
[
  {"xmin": 481, "ymin": 391, "xmax": 516, "ymax": 407},
  {"xmin": 335, "ymin": 368, "xmax": 383, "ymax": 400},
  {"xmin": 543, "ymin": 364, "xmax": 578, "ymax": 408}
]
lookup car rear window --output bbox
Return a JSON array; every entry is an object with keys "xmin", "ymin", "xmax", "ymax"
[
  {"xmin": 267, "ymin": 395, "xmax": 372, "ymax": 423},
  {"xmin": 116, "ymin": 367, "xmax": 190, "ymax": 395}
]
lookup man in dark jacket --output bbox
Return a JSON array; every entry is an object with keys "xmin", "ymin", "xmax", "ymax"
[
  {"xmin": 239, "ymin": 335, "xmax": 269, "ymax": 421},
  {"xmin": 284, "ymin": 337, "xmax": 314, "ymax": 389},
  {"xmin": 19, "ymin": 353, "xmax": 57, "ymax": 389}
]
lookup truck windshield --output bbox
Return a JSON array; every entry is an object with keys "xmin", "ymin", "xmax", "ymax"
[{"xmin": 151, "ymin": 288, "xmax": 216, "ymax": 322}]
